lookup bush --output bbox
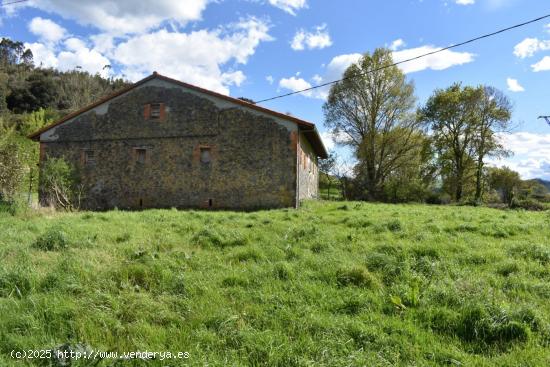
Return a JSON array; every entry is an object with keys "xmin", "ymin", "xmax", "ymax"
[
  {"xmin": 33, "ymin": 228, "xmax": 69, "ymax": 251},
  {"xmin": 39, "ymin": 157, "xmax": 84, "ymax": 210},
  {"xmin": 426, "ymin": 192, "xmax": 452, "ymax": 205},
  {"xmin": 510, "ymin": 198, "xmax": 547, "ymax": 211}
]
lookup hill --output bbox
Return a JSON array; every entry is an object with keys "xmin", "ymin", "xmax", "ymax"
[
  {"xmin": 534, "ymin": 178, "xmax": 550, "ymax": 192},
  {"xmin": 1, "ymin": 202, "xmax": 549, "ymax": 366}
]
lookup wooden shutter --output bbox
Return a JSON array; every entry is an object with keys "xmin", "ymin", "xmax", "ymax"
[
  {"xmin": 159, "ymin": 103, "xmax": 166, "ymax": 121},
  {"xmin": 143, "ymin": 104, "xmax": 151, "ymax": 119}
]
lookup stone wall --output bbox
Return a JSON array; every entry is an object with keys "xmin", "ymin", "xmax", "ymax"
[
  {"xmin": 297, "ymin": 132, "xmax": 319, "ymax": 201},
  {"xmin": 39, "ymin": 84, "xmax": 299, "ymax": 210}
]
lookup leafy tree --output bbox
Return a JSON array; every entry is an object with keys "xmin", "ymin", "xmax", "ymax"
[
  {"xmin": 0, "ymin": 38, "xmax": 33, "ymax": 66},
  {"xmin": 420, "ymin": 84, "xmax": 481, "ymax": 202},
  {"xmin": 323, "ymin": 48, "xmax": 420, "ymax": 200},
  {"xmin": 39, "ymin": 157, "xmax": 84, "ymax": 210},
  {"xmin": 7, "ymin": 72, "xmax": 59, "ymax": 113},
  {"xmin": 488, "ymin": 166, "xmax": 521, "ymax": 205},
  {"xmin": 0, "ymin": 127, "xmax": 25, "ymax": 202},
  {"xmin": 319, "ymin": 150, "xmax": 337, "ymax": 199},
  {"xmin": 382, "ymin": 132, "xmax": 437, "ymax": 203},
  {"xmin": 472, "ymin": 87, "xmax": 513, "ymax": 203}
]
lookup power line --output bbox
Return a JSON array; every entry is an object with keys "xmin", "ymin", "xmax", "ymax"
[
  {"xmin": 255, "ymin": 13, "xmax": 550, "ymax": 104},
  {"xmin": 1, "ymin": 0, "xmax": 29, "ymax": 6}
]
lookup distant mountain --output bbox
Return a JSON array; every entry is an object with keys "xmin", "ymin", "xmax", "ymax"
[{"xmin": 533, "ymin": 179, "xmax": 550, "ymax": 192}]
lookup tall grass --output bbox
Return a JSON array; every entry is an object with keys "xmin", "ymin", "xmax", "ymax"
[{"xmin": 0, "ymin": 202, "xmax": 549, "ymax": 366}]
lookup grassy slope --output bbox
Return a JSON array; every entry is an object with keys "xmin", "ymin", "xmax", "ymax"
[{"xmin": 0, "ymin": 202, "xmax": 549, "ymax": 366}]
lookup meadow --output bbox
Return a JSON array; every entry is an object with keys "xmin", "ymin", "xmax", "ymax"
[{"xmin": 0, "ymin": 201, "xmax": 549, "ymax": 366}]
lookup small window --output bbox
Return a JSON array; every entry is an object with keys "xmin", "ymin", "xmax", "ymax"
[
  {"xmin": 200, "ymin": 147, "xmax": 211, "ymax": 164},
  {"xmin": 150, "ymin": 103, "xmax": 162, "ymax": 119},
  {"xmin": 84, "ymin": 150, "xmax": 95, "ymax": 165},
  {"xmin": 135, "ymin": 148, "xmax": 147, "ymax": 164}
]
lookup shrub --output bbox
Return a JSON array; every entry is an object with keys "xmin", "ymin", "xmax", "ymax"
[
  {"xmin": 510, "ymin": 198, "xmax": 547, "ymax": 211},
  {"xmin": 39, "ymin": 157, "xmax": 84, "ymax": 210},
  {"xmin": 33, "ymin": 228, "xmax": 69, "ymax": 251}
]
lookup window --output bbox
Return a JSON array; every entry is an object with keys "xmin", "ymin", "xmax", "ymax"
[
  {"xmin": 135, "ymin": 148, "xmax": 147, "ymax": 164},
  {"xmin": 200, "ymin": 147, "xmax": 211, "ymax": 164},
  {"xmin": 83, "ymin": 150, "xmax": 95, "ymax": 165},
  {"xmin": 144, "ymin": 103, "xmax": 165, "ymax": 121},
  {"xmin": 150, "ymin": 103, "xmax": 162, "ymax": 119}
]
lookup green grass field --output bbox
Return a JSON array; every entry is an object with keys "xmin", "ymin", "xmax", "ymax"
[{"xmin": 0, "ymin": 202, "xmax": 549, "ymax": 366}]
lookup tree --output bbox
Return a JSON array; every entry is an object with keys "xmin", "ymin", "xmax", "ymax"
[
  {"xmin": 488, "ymin": 166, "xmax": 521, "ymax": 205},
  {"xmin": 319, "ymin": 150, "xmax": 337, "ymax": 199},
  {"xmin": 323, "ymin": 48, "xmax": 419, "ymax": 201},
  {"xmin": 472, "ymin": 87, "xmax": 513, "ymax": 203},
  {"xmin": 382, "ymin": 132, "xmax": 437, "ymax": 203},
  {"xmin": 0, "ymin": 127, "xmax": 25, "ymax": 202},
  {"xmin": 420, "ymin": 84, "xmax": 480, "ymax": 202},
  {"xmin": 39, "ymin": 158, "xmax": 84, "ymax": 210},
  {"xmin": 0, "ymin": 38, "xmax": 33, "ymax": 66}
]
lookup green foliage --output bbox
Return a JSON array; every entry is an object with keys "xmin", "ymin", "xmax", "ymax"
[
  {"xmin": 39, "ymin": 157, "xmax": 83, "ymax": 210},
  {"xmin": 324, "ymin": 48, "xmax": 425, "ymax": 201},
  {"xmin": 488, "ymin": 166, "xmax": 522, "ymax": 205},
  {"xmin": 0, "ymin": 126, "xmax": 26, "ymax": 202},
  {"xmin": 510, "ymin": 198, "xmax": 547, "ymax": 212},
  {"xmin": 0, "ymin": 202, "xmax": 549, "ymax": 366}
]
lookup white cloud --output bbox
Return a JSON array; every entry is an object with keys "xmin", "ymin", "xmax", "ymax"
[
  {"xmin": 278, "ymin": 76, "xmax": 312, "ymax": 96},
  {"xmin": 513, "ymin": 38, "xmax": 550, "ymax": 59},
  {"xmin": 268, "ymin": 0, "xmax": 307, "ymax": 15},
  {"xmin": 490, "ymin": 132, "xmax": 550, "ymax": 179},
  {"xmin": 390, "ymin": 39, "xmax": 406, "ymax": 51},
  {"xmin": 28, "ymin": 17, "xmax": 66, "ymax": 43},
  {"xmin": 24, "ymin": 42, "xmax": 59, "ymax": 68},
  {"xmin": 531, "ymin": 56, "xmax": 550, "ymax": 72},
  {"xmin": 279, "ymin": 44, "xmax": 473, "ymax": 101},
  {"xmin": 393, "ymin": 46, "xmax": 475, "ymax": 74},
  {"xmin": 506, "ymin": 78, "xmax": 524, "ymax": 92},
  {"xmin": 291, "ymin": 24, "xmax": 332, "ymax": 51},
  {"xmin": 90, "ymin": 34, "xmax": 116, "ymax": 55},
  {"xmin": 21, "ymin": 0, "xmax": 209, "ymax": 34},
  {"xmin": 266, "ymin": 75, "xmax": 274, "ymax": 84},
  {"xmin": 278, "ymin": 53, "xmax": 361, "ymax": 100},
  {"xmin": 25, "ymin": 39, "xmax": 112, "ymax": 78},
  {"xmin": 456, "ymin": 0, "xmax": 475, "ymax": 5},
  {"xmin": 112, "ymin": 18, "xmax": 272, "ymax": 94}
]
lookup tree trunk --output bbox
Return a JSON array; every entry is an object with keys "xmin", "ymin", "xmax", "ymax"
[{"xmin": 474, "ymin": 158, "xmax": 484, "ymax": 204}]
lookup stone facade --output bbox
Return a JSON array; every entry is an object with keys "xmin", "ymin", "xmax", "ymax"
[
  {"xmin": 33, "ymin": 74, "xmax": 327, "ymax": 210},
  {"xmin": 298, "ymin": 132, "xmax": 319, "ymax": 200}
]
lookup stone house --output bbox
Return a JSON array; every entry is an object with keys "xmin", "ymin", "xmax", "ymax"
[{"xmin": 29, "ymin": 72, "xmax": 327, "ymax": 210}]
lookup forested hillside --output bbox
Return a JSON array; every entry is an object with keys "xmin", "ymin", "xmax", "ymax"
[{"xmin": 0, "ymin": 37, "xmax": 129, "ymax": 203}]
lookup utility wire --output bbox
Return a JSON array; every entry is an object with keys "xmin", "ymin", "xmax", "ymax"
[
  {"xmin": 255, "ymin": 13, "xmax": 550, "ymax": 104},
  {"xmin": 1, "ymin": 0, "xmax": 29, "ymax": 6}
]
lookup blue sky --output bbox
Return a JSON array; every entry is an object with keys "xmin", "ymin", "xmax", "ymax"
[{"xmin": 1, "ymin": 0, "xmax": 550, "ymax": 179}]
